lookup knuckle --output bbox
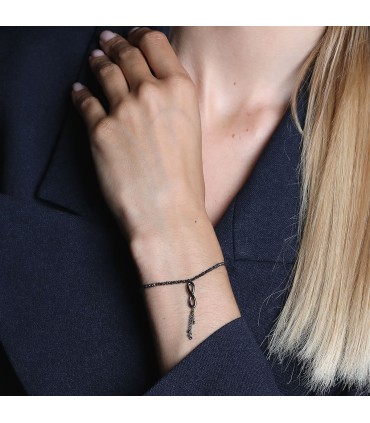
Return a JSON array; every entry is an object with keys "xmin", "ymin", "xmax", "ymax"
[
  {"xmin": 140, "ymin": 30, "xmax": 167, "ymax": 45},
  {"xmin": 115, "ymin": 100, "xmax": 132, "ymax": 119},
  {"xmin": 168, "ymin": 73, "xmax": 195, "ymax": 90},
  {"xmin": 136, "ymin": 80, "xmax": 160, "ymax": 99},
  {"xmin": 96, "ymin": 62, "xmax": 118, "ymax": 78},
  {"xmin": 108, "ymin": 37, "xmax": 123, "ymax": 52},
  {"xmin": 93, "ymin": 117, "xmax": 114, "ymax": 139},
  {"xmin": 116, "ymin": 44, "xmax": 137, "ymax": 62},
  {"xmin": 79, "ymin": 95, "xmax": 95, "ymax": 110}
]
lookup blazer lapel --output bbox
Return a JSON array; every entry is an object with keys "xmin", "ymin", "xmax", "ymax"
[
  {"xmin": 230, "ymin": 73, "xmax": 311, "ymax": 264},
  {"xmin": 35, "ymin": 26, "xmax": 105, "ymax": 221},
  {"xmin": 35, "ymin": 26, "xmax": 171, "ymax": 225}
]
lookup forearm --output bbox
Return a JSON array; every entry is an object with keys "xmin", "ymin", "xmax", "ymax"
[
  {"xmin": 129, "ymin": 211, "xmax": 242, "ymax": 375},
  {"xmin": 70, "ymin": 29, "xmax": 241, "ymax": 374}
]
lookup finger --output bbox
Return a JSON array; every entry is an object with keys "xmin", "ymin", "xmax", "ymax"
[
  {"xmin": 71, "ymin": 83, "xmax": 107, "ymax": 133},
  {"xmin": 99, "ymin": 30, "xmax": 156, "ymax": 91},
  {"xmin": 127, "ymin": 27, "xmax": 187, "ymax": 79},
  {"xmin": 88, "ymin": 49, "xmax": 129, "ymax": 108}
]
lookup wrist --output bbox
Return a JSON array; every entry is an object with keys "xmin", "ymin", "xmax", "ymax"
[
  {"xmin": 129, "ymin": 209, "xmax": 241, "ymax": 372},
  {"xmin": 128, "ymin": 203, "xmax": 210, "ymax": 239},
  {"xmin": 129, "ymin": 211, "xmax": 223, "ymax": 286}
]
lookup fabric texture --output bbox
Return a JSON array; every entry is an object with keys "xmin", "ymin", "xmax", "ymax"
[{"xmin": 0, "ymin": 27, "xmax": 365, "ymax": 396}]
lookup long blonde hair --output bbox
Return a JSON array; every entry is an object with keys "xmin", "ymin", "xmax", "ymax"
[{"xmin": 266, "ymin": 26, "xmax": 370, "ymax": 395}]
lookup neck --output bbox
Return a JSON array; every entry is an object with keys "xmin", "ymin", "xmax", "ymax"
[{"xmin": 168, "ymin": 26, "xmax": 326, "ymax": 124}]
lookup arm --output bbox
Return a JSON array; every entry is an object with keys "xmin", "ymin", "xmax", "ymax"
[
  {"xmin": 129, "ymin": 211, "xmax": 241, "ymax": 375},
  {"xmin": 71, "ymin": 27, "xmax": 282, "ymax": 395},
  {"xmin": 130, "ymin": 215, "xmax": 283, "ymax": 395}
]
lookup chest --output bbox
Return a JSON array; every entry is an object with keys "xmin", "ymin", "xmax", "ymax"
[
  {"xmin": 202, "ymin": 130, "xmax": 275, "ymax": 228},
  {"xmin": 200, "ymin": 104, "xmax": 290, "ymax": 228}
]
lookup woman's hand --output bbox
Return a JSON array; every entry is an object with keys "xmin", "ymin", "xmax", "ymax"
[
  {"xmin": 71, "ymin": 28, "xmax": 207, "ymax": 242},
  {"xmin": 71, "ymin": 29, "xmax": 241, "ymax": 371}
]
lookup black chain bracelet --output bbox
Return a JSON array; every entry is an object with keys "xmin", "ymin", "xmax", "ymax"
[{"xmin": 142, "ymin": 261, "xmax": 226, "ymax": 340}]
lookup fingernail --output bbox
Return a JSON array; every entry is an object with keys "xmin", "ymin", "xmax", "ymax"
[
  {"xmin": 128, "ymin": 26, "xmax": 141, "ymax": 35},
  {"xmin": 100, "ymin": 30, "xmax": 117, "ymax": 42},
  {"xmin": 72, "ymin": 82, "xmax": 85, "ymax": 92},
  {"xmin": 90, "ymin": 49, "xmax": 105, "ymax": 58}
]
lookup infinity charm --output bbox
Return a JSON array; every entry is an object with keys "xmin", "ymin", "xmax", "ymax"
[
  {"xmin": 186, "ymin": 281, "xmax": 196, "ymax": 340},
  {"xmin": 142, "ymin": 262, "xmax": 226, "ymax": 341},
  {"xmin": 186, "ymin": 281, "xmax": 197, "ymax": 308}
]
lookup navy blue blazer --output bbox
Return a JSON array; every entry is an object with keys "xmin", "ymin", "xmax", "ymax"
[{"xmin": 0, "ymin": 27, "xmax": 361, "ymax": 395}]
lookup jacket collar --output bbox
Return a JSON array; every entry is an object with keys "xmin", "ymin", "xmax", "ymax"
[
  {"xmin": 215, "ymin": 70, "xmax": 310, "ymax": 264},
  {"xmin": 35, "ymin": 26, "xmax": 309, "ymax": 265}
]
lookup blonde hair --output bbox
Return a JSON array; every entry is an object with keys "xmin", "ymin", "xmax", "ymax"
[{"xmin": 266, "ymin": 26, "xmax": 370, "ymax": 395}]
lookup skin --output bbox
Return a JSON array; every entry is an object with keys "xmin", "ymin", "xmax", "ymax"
[
  {"xmin": 71, "ymin": 26, "xmax": 326, "ymax": 375},
  {"xmin": 168, "ymin": 27, "xmax": 326, "ymax": 226}
]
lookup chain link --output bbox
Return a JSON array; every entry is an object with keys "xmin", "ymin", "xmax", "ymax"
[{"xmin": 142, "ymin": 261, "xmax": 226, "ymax": 340}]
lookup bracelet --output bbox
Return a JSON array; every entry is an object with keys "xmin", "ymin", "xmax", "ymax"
[{"xmin": 142, "ymin": 261, "xmax": 226, "ymax": 340}]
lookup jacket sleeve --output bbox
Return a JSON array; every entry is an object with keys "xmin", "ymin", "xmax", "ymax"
[
  {"xmin": 143, "ymin": 316, "xmax": 282, "ymax": 395},
  {"xmin": 142, "ymin": 315, "xmax": 370, "ymax": 396}
]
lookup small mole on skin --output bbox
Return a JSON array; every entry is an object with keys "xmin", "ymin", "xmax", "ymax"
[
  {"xmin": 245, "ymin": 128, "xmax": 249, "ymax": 132},
  {"xmin": 233, "ymin": 81, "xmax": 236, "ymax": 86},
  {"xmin": 232, "ymin": 133, "xmax": 235, "ymax": 138},
  {"xmin": 194, "ymin": 220, "xmax": 197, "ymax": 223}
]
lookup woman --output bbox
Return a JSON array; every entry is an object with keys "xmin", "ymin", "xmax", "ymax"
[{"xmin": 0, "ymin": 26, "xmax": 368, "ymax": 395}]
